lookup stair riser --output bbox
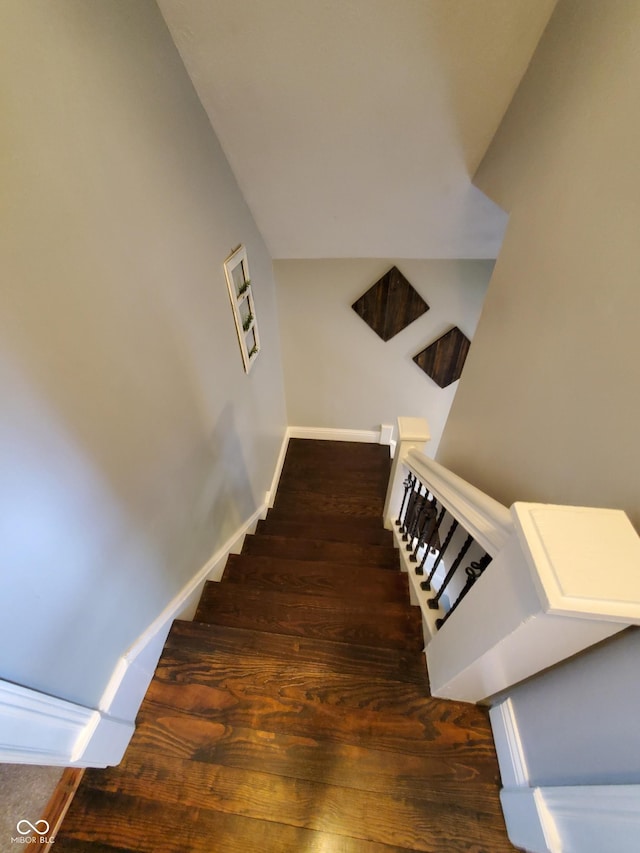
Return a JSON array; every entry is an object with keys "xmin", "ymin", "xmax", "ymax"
[
  {"xmin": 255, "ymin": 519, "xmax": 392, "ymax": 546},
  {"xmin": 242, "ymin": 534, "xmax": 398, "ymax": 569}
]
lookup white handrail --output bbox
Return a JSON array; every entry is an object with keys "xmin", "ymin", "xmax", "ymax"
[{"xmin": 404, "ymin": 449, "xmax": 514, "ymax": 557}]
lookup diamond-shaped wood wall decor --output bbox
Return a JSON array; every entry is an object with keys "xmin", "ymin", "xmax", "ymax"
[
  {"xmin": 352, "ymin": 266, "xmax": 429, "ymax": 341},
  {"xmin": 413, "ymin": 326, "xmax": 470, "ymax": 388}
]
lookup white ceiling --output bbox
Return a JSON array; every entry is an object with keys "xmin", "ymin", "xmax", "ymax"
[{"xmin": 158, "ymin": 0, "xmax": 556, "ymax": 259}]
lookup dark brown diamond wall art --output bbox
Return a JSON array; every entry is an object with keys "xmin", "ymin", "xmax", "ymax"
[
  {"xmin": 352, "ymin": 266, "xmax": 429, "ymax": 341},
  {"xmin": 413, "ymin": 326, "xmax": 470, "ymax": 388}
]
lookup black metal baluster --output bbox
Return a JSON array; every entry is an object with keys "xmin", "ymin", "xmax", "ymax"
[
  {"xmin": 410, "ymin": 495, "xmax": 436, "ymax": 562},
  {"xmin": 420, "ymin": 516, "xmax": 458, "ymax": 590},
  {"xmin": 436, "ymin": 553, "xmax": 492, "ymax": 630},
  {"xmin": 428, "ymin": 533, "xmax": 473, "ymax": 609},
  {"xmin": 416, "ymin": 503, "xmax": 446, "ymax": 575},
  {"xmin": 402, "ymin": 476, "xmax": 420, "ymax": 541},
  {"xmin": 395, "ymin": 473, "xmax": 414, "ymax": 528},
  {"xmin": 405, "ymin": 486, "xmax": 429, "ymax": 551}
]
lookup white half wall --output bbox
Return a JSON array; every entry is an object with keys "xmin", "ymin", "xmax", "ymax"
[{"xmin": 274, "ymin": 259, "xmax": 493, "ymax": 457}]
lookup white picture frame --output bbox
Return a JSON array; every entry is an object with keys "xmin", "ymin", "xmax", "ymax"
[{"xmin": 223, "ymin": 244, "xmax": 260, "ymax": 373}]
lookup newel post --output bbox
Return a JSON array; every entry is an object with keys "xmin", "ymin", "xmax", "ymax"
[{"xmin": 383, "ymin": 417, "xmax": 431, "ymax": 529}]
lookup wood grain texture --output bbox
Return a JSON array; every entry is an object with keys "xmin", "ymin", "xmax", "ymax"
[
  {"xmin": 241, "ymin": 533, "xmax": 398, "ymax": 569},
  {"xmin": 41, "ymin": 768, "xmax": 84, "ymax": 851},
  {"xmin": 256, "ymin": 517, "xmax": 393, "ymax": 545},
  {"xmin": 56, "ymin": 439, "xmax": 515, "ymax": 852},
  {"xmin": 222, "ymin": 553, "xmax": 410, "ymax": 602},
  {"xmin": 193, "ymin": 584, "xmax": 423, "ymax": 650},
  {"xmin": 352, "ymin": 266, "xmax": 429, "ymax": 342},
  {"xmin": 413, "ymin": 326, "xmax": 471, "ymax": 388}
]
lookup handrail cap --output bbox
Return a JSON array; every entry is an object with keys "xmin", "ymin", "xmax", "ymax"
[
  {"xmin": 397, "ymin": 417, "xmax": 430, "ymax": 443},
  {"xmin": 512, "ymin": 502, "xmax": 640, "ymax": 624}
]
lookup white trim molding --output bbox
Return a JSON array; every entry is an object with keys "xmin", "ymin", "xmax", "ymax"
[
  {"xmin": 288, "ymin": 425, "xmax": 393, "ymax": 445},
  {"xmin": 267, "ymin": 427, "xmax": 291, "ymax": 508},
  {"xmin": 405, "ymin": 448, "xmax": 514, "ymax": 557},
  {"xmin": 500, "ymin": 787, "xmax": 561, "ymax": 853},
  {"xmin": 490, "ymin": 698, "xmax": 640, "ymax": 853},
  {"xmin": 541, "ymin": 785, "xmax": 640, "ymax": 853},
  {"xmin": 0, "ymin": 680, "xmax": 133, "ymax": 768},
  {"xmin": 489, "ymin": 698, "xmax": 529, "ymax": 789},
  {"xmin": 499, "ymin": 785, "xmax": 640, "ymax": 853}
]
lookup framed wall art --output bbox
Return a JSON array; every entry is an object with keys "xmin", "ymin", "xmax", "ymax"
[{"xmin": 224, "ymin": 244, "xmax": 260, "ymax": 373}]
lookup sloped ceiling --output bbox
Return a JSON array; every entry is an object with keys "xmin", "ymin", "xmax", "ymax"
[{"xmin": 158, "ymin": 0, "xmax": 556, "ymax": 259}]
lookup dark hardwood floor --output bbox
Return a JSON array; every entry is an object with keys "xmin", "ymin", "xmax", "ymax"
[{"xmin": 55, "ymin": 439, "xmax": 515, "ymax": 852}]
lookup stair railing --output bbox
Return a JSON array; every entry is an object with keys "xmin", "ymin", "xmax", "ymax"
[{"xmin": 384, "ymin": 417, "xmax": 640, "ymax": 704}]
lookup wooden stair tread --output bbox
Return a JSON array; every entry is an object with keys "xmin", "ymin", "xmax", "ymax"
[
  {"xmin": 255, "ymin": 517, "xmax": 393, "ymax": 545},
  {"xmin": 222, "ymin": 553, "xmax": 409, "ymax": 603},
  {"xmin": 154, "ymin": 638, "xmax": 431, "ymax": 709},
  {"xmin": 197, "ymin": 580, "xmax": 414, "ymax": 617},
  {"xmin": 273, "ymin": 489, "xmax": 387, "ymax": 519},
  {"xmin": 283, "ymin": 437, "xmax": 392, "ymax": 460},
  {"xmin": 168, "ymin": 619, "xmax": 427, "ymax": 685},
  {"xmin": 130, "ymin": 715, "xmax": 502, "ymax": 800},
  {"xmin": 241, "ymin": 533, "xmax": 398, "ymax": 568},
  {"xmin": 277, "ymin": 472, "xmax": 388, "ymax": 497},
  {"xmin": 141, "ymin": 661, "xmax": 491, "ymax": 758},
  {"xmin": 193, "ymin": 584, "xmax": 423, "ymax": 651}
]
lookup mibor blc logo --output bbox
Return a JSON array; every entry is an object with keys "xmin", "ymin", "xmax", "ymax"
[{"xmin": 11, "ymin": 819, "xmax": 55, "ymax": 845}]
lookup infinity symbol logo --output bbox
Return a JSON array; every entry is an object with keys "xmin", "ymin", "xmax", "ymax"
[{"xmin": 16, "ymin": 819, "xmax": 50, "ymax": 836}]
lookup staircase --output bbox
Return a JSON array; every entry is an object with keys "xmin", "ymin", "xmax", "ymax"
[{"xmin": 55, "ymin": 439, "xmax": 515, "ymax": 852}]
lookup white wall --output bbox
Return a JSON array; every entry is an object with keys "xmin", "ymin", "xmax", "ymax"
[
  {"xmin": 434, "ymin": 0, "xmax": 640, "ymax": 810},
  {"xmin": 0, "ymin": 1, "xmax": 286, "ymax": 708},
  {"xmin": 437, "ymin": 0, "xmax": 640, "ymax": 531},
  {"xmin": 507, "ymin": 628, "xmax": 640, "ymax": 787},
  {"xmin": 274, "ymin": 259, "xmax": 493, "ymax": 456}
]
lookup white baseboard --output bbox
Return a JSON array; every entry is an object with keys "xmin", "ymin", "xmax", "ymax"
[
  {"xmin": 540, "ymin": 785, "xmax": 640, "ymax": 853},
  {"xmin": 490, "ymin": 698, "xmax": 530, "ymax": 788},
  {"xmin": 500, "ymin": 783, "xmax": 640, "ymax": 853},
  {"xmin": 500, "ymin": 788, "xmax": 559, "ymax": 853},
  {"xmin": 288, "ymin": 425, "xmax": 393, "ymax": 445},
  {"xmin": 266, "ymin": 427, "xmax": 291, "ymax": 508},
  {"xmin": 0, "ymin": 679, "xmax": 133, "ymax": 768},
  {"xmin": 488, "ymin": 699, "xmax": 640, "ymax": 852}
]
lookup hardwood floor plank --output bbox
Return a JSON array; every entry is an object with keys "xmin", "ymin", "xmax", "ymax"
[
  {"xmin": 75, "ymin": 752, "xmax": 511, "ymax": 853},
  {"xmin": 56, "ymin": 790, "xmax": 420, "ymax": 853},
  {"xmin": 53, "ymin": 842, "xmax": 139, "ymax": 853},
  {"xmin": 141, "ymin": 678, "xmax": 495, "ymax": 755}
]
